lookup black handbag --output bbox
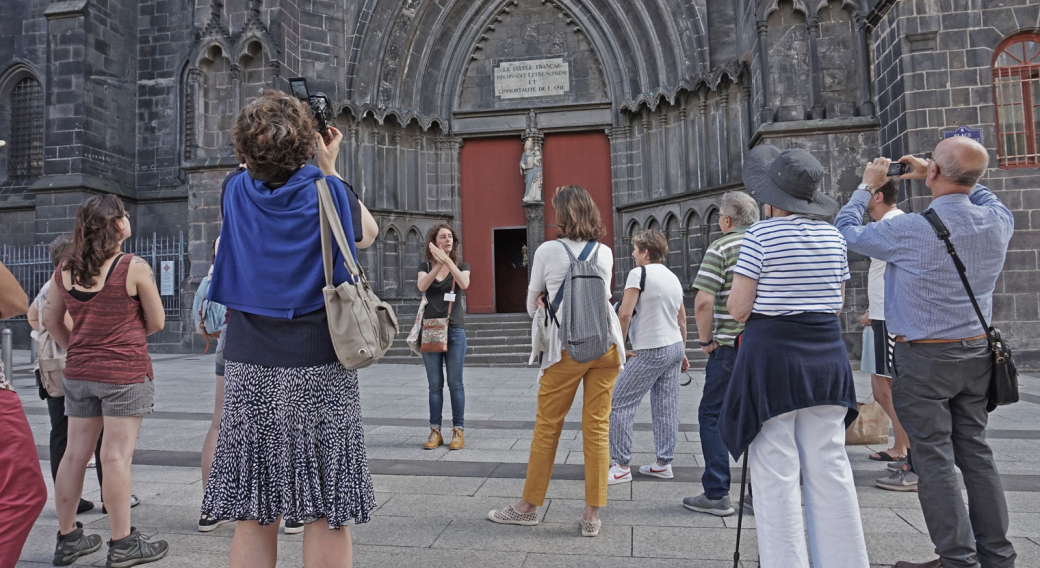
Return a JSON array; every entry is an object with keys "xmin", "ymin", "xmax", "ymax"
[{"xmin": 922, "ymin": 209, "xmax": 1019, "ymax": 412}]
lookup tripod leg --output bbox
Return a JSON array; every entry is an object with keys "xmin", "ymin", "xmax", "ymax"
[{"xmin": 733, "ymin": 451, "xmax": 749, "ymax": 568}]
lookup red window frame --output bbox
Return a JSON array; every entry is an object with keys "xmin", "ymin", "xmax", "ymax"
[{"xmin": 993, "ymin": 33, "xmax": 1040, "ymax": 168}]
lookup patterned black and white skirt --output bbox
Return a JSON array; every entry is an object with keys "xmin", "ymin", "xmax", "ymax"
[{"xmin": 201, "ymin": 361, "xmax": 376, "ymax": 528}]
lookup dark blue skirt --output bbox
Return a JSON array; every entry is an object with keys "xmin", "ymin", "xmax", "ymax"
[{"xmin": 719, "ymin": 312, "xmax": 858, "ymax": 460}]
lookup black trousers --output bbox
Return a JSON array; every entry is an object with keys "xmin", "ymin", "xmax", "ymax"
[{"xmin": 43, "ymin": 381, "xmax": 103, "ymax": 500}]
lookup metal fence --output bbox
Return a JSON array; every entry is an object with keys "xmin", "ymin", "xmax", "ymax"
[{"xmin": 0, "ymin": 232, "xmax": 187, "ymax": 320}]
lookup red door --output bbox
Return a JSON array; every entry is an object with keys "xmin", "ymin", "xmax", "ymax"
[
  {"xmin": 460, "ymin": 131, "xmax": 613, "ymax": 313},
  {"xmin": 460, "ymin": 137, "xmax": 526, "ymax": 313}
]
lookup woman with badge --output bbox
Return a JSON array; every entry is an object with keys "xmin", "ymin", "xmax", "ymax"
[{"xmin": 417, "ymin": 224, "xmax": 471, "ymax": 451}]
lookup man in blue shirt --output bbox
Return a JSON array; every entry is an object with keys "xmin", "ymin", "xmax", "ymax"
[{"xmin": 835, "ymin": 136, "xmax": 1016, "ymax": 568}]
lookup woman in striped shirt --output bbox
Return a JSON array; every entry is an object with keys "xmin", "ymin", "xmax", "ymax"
[{"xmin": 719, "ymin": 146, "xmax": 868, "ymax": 568}]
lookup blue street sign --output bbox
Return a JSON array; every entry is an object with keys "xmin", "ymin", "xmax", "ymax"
[{"xmin": 942, "ymin": 126, "xmax": 982, "ymax": 143}]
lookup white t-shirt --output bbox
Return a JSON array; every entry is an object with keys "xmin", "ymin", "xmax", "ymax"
[
  {"xmin": 626, "ymin": 263, "xmax": 683, "ymax": 351},
  {"xmin": 867, "ymin": 208, "xmax": 905, "ymax": 321}
]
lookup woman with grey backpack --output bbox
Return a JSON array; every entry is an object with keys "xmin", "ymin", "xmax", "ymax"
[{"xmin": 487, "ymin": 185, "xmax": 625, "ymax": 538}]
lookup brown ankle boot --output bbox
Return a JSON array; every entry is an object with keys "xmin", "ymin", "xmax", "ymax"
[
  {"xmin": 423, "ymin": 427, "xmax": 443, "ymax": 450},
  {"xmin": 449, "ymin": 427, "xmax": 464, "ymax": 450}
]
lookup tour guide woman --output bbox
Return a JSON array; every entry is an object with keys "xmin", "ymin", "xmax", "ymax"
[
  {"xmin": 720, "ymin": 146, "xmax": 868, "ymax": 568},
  {"xmin": 203, "ymin": 90, "xmax": 379, "ymax": 568},
  {"xmin": 417, "ymin": 223, "xmax": 471, "ymax": 450}
]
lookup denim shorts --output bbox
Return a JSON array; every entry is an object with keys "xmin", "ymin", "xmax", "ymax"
[{"xmin": 63, "ymin": 377, "xmax": 155, "ymax": 418}]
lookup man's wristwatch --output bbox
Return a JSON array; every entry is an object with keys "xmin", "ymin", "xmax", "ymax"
[
  {"xmin": 857, "ymin": 182, "xmax": 873, "ymax": 194},
  {"xmin": 699, "ymin": 339, "xmax": 714, "ymax": 347}
]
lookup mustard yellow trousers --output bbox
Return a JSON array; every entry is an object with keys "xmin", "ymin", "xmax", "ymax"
[{"xmin": 522, "ymin": 346, "xmax": 621, "ymax": 507}]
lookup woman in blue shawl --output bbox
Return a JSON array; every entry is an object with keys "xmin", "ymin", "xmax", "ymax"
[{"xmin": 201, "ymin": 90, "xmax": 378, "ymax": 568}]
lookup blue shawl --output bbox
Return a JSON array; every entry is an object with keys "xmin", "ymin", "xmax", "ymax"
[{"xmin": 209, "ymin": 165, "xmax": 358, "ymax": 318}]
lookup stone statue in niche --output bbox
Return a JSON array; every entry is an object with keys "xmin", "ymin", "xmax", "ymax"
[{"xmin": 520, "ymin": 137, "xmax": 543, "ymax": 204}]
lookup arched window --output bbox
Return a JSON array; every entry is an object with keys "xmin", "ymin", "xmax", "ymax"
[
  {"xmin": 994, "ymin": 34, "xmax": 1040, "ymax": 167},
  {"xmin": 8, "ymin": 77, "xmax": 44, "ymax": 181}
]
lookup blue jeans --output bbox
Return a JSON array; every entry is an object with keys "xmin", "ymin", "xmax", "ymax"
[
  {"xmin": 699, "ymin": 344, "xmax": 736, "ymax": 499},
  {"xmin": 422, "ymin": 327, "xmax": 467, "ymax": 429}
]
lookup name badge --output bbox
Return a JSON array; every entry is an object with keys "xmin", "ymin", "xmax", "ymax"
[{"xmin": 444, "ymin": 292, "xmax": 457, "ymax": 302}]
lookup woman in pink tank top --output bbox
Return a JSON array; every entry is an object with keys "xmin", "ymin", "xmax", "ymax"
[{"xmin": 43, "ymin": 195, "xmax": 169, "ymax": 566}]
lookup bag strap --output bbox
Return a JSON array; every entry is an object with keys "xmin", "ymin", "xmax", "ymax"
[
  {"xmin": 921, "ymin": 209, "xmax": 993, "ymax": 341},
  {"xmin": 445, "ymin": 279, "xmax": 456, "ymax": 319},
  {"xmin": 640, "ymin": 265, "xmax": 646, "ymax": 292},
  {"xmin": 317, "ymin": 178, "xmax": 365, "ymax": 288},
  {"xmin": 550, "ymin": 240, "xmax": 598, "ymax": 310}
]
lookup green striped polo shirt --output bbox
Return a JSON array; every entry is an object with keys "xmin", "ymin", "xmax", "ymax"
[{"xmin": 692, "ymin": 227, "xmax": 748, "ymax": 347}]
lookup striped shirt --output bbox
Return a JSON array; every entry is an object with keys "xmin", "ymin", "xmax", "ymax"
[
  {"xmin": 734, "ymin": 215, "xmax": 850, "ymax": 316},
  {"xmin": 692, "ymin": 227, "xmax": 748, "ymax": 346}
]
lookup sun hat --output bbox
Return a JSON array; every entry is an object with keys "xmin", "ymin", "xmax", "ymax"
[{"xmin": 742, "ymin": 145, "xmax": 839, "ymax": 217}]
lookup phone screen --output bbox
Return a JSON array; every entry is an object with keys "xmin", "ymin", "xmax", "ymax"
[
  {"xmin": 886, "ymin": 162, "xmax": 908, "ymax": 176},
  {"xmin": 289, "ymin": 78, "xmax": 309, "ymax": 100}
]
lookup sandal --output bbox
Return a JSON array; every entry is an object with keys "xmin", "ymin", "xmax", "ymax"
[
  {"xmin": 869, "ymin": 450, "xmax": 906, "ymax": 462},
  {"xmin": 581, "ymin": 518, "xmax": 601, "ymax": 537}
]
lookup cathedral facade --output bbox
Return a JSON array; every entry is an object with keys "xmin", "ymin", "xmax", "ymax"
[{"xmin": 1, "ymin": 0, "xmax": 1038, "ymax": 366}]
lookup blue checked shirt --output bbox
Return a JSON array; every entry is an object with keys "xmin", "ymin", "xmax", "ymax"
[{"xmin": 835, "ymin": 185, "xmax": 1014, "ymax": 341}]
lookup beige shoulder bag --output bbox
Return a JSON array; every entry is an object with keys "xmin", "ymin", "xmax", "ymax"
[{"xmin": 317, "ymin": 178, "xmax": 398, "ymax": 369}]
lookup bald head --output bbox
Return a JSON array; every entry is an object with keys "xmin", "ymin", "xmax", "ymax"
[{"xmin": 932, "ymin": 136, "xmax": 989, "ymax": 188}]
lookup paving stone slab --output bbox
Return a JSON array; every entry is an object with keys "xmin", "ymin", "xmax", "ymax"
[
  {"xmin": 519, "ymin": 552, "xmax": 740, "ymax": 568},
  {"xmin": 633, "ymin": 526, "xmax": 757, "ymax": 560},
  {"xmin": 371, "ymin": 474, "xmax": 487, "ymax": 496},
  {"xmin": 351, "ymin": 516, "xmax": 452, "ymax": 548},
  {"xmin": 474, "ymin": 477, "xmax": 632, "ymax": 501},
  {"xmin": 543, "ymin": 497, "xmax": 726, "ymax": 528},
  {"xmin": 428, "ymin": 518, "xmax": 633, "ymax": 556},
  {"xmin": 374, "ymin": 493, "xmax": 550, "ymax": 522},
  {"xmin": 353, "ymin": 545, "xmax": 526, "ymax": 568}
]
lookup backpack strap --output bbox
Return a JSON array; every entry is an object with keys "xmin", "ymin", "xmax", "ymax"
[
  {"xmin": 551, "ymin": 241, "xmax": 598, "ymax": 310},
  {"xmin": 922, "ymin": 209, "xmax": 993, "ymax": 341},
  {"xmin": 640, "ymin": 265, "xmax": 646, "ymax": 292}
]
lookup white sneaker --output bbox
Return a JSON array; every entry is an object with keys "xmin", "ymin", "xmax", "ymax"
[
  {"xmin": 638, "ymin": 462, "xmax": 673, "ymax": 479},
  {"xmin": 87, "ymin": 456, "xmax": 96, "ymax": 468},
  {"xmin": 607, "ymin": 463, "xmax": 633, "ymax": 485}
]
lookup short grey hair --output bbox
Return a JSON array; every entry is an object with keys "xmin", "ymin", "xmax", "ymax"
[{"xmin": 720, "ymin": 192, "xmax": 760, "ymax": 227}]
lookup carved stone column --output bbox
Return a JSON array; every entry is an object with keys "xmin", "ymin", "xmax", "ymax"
[
  {"xmin": 807, "ymin": 16, "xmax": 825, "ymax": 119},
  {"xmin": 184, "ymin": 68, "xmax": 202, "ymax": 160},
  {"xmin": 522, "ymin": 122, "xmax": 545, "ymax": 277},
  {"xmin": 229, "ymin": 63, "xmax": 242, "ymax": 117},
  {"xmin": 640, "ymin": 110, "xmax": 651, "ymax": 201},
  {"xmin": 718, "ymin": 91, "xmax": 730, "ymax": 185},
  {"xmin": 677, "ymin": 103, "xmax": 688, "ymax": 193},
  {"xmin": 679, "ymin": 227, "xmax": 689, "ymax": 287},
  {"xmin": 854, "ymin": 14, "xmax": 876, "ymax": 117},
  {"xmin": 756, "ymin": 20, "xmax": 773, "ymax": 124},
  {"xmin": 697, "ymin": 96, "xmax": 708, "ymax": 188},
  {"xmin": 523, "ymin": 201, "xmax": 545, "ymax": 279}
]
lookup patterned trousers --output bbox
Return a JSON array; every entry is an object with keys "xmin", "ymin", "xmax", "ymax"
[{"xmin": 608, "ymin": 341, "xmax": 684, "ymax": 466}]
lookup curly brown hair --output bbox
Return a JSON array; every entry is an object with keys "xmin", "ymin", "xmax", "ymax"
[
  {"xmin": 425, "ymin": 223, "xmax": 460, "ymax": 265},
  {"xmin": 632, "ymin": 229, "xmax": 668, "ymax": 263},
  {"xmin": 552, "ymin": 185, "xmax": 605, "ymax": 241},
  {"xmin": 67, "ymin": 195, "xmax": 126, "ymax": 288},
  {"xmin": 232, "ymin": 89, "xmax": 317, "ymax": 179}
]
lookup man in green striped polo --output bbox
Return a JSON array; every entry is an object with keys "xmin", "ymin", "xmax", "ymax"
[{"xmin": 682, "ymin": 191, "xmax": 760, "ymax": 517}]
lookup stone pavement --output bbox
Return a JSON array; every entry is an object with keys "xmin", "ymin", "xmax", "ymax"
[{"xmin": 7, "ymin": 350, "xmax": 1040, "ymax": 568}]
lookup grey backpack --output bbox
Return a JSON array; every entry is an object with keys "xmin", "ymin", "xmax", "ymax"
[{"xmin": 549, "ymin": 240, "xmax": 614, "ymax": 363}]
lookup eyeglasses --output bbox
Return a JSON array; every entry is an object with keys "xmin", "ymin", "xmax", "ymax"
[{"xmin": 123, "ymin": 212, "xmax": 131, "ymax": 221}]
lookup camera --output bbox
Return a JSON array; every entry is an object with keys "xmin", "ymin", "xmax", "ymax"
[
  {"xmin": 886, "ymin": 162, "xmax": 910, "ymax": 176},
  {"xmin": 287, "ymin": 77, "xmax": 332, "ymax": 139}
]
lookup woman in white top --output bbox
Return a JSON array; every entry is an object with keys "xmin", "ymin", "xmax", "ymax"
[
  {"xmin": 487, "ymin": 185, "xmax": 624, "ymax": 538},
  {"xmin": 607, "ymin": 229, "xmax": 689, "ymax": 485}
]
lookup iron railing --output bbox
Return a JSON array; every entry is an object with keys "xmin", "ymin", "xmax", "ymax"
[{"xmin": 0, "ymin": 232, "xmax": 187, "ymax": 320}]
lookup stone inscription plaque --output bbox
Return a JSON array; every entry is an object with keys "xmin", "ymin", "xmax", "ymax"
[{"xmin": 494, "ymin": 58, "xmax": 570, "ymax": 99}]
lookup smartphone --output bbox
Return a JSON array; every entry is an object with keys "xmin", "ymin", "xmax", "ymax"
[{"xmin": 887, "ymin": 162, "xmax": 909, "ymax": 176}]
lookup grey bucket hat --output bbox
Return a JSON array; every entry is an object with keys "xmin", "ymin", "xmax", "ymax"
[{"xmin": 742, "ymin": 145, "xmax": 839, "ymax": 217}]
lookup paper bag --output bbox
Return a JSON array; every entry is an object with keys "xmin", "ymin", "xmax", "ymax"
[{"xmin": 845, "ymin": 401, "xmax": 890, "ymax": 445}]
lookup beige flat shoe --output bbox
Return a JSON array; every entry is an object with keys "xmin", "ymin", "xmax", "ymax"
[
  {"xmin": 581, "ymin": 518, "xmax": 601, "ymax": 537},
  {"xmin": 487, "ymin": 505, "xmax": 538, "ymax": 526}
]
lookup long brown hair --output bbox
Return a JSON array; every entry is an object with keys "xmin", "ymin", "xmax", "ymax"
[
  {"xmin": 552, "ymin": 185, "xmax": 605, "ymax": 241},
  {"xmin": 67, "ymin": 195, "xmax": 126, "ymax": 288},
  {"xmin": 425, "ymin": 223, "xmax": 459, "ymax": 265}
]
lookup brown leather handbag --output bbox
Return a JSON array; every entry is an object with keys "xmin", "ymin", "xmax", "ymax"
[{"xmin": 420, "ymin": 280, "xmax": 455, "ymax": 353}]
